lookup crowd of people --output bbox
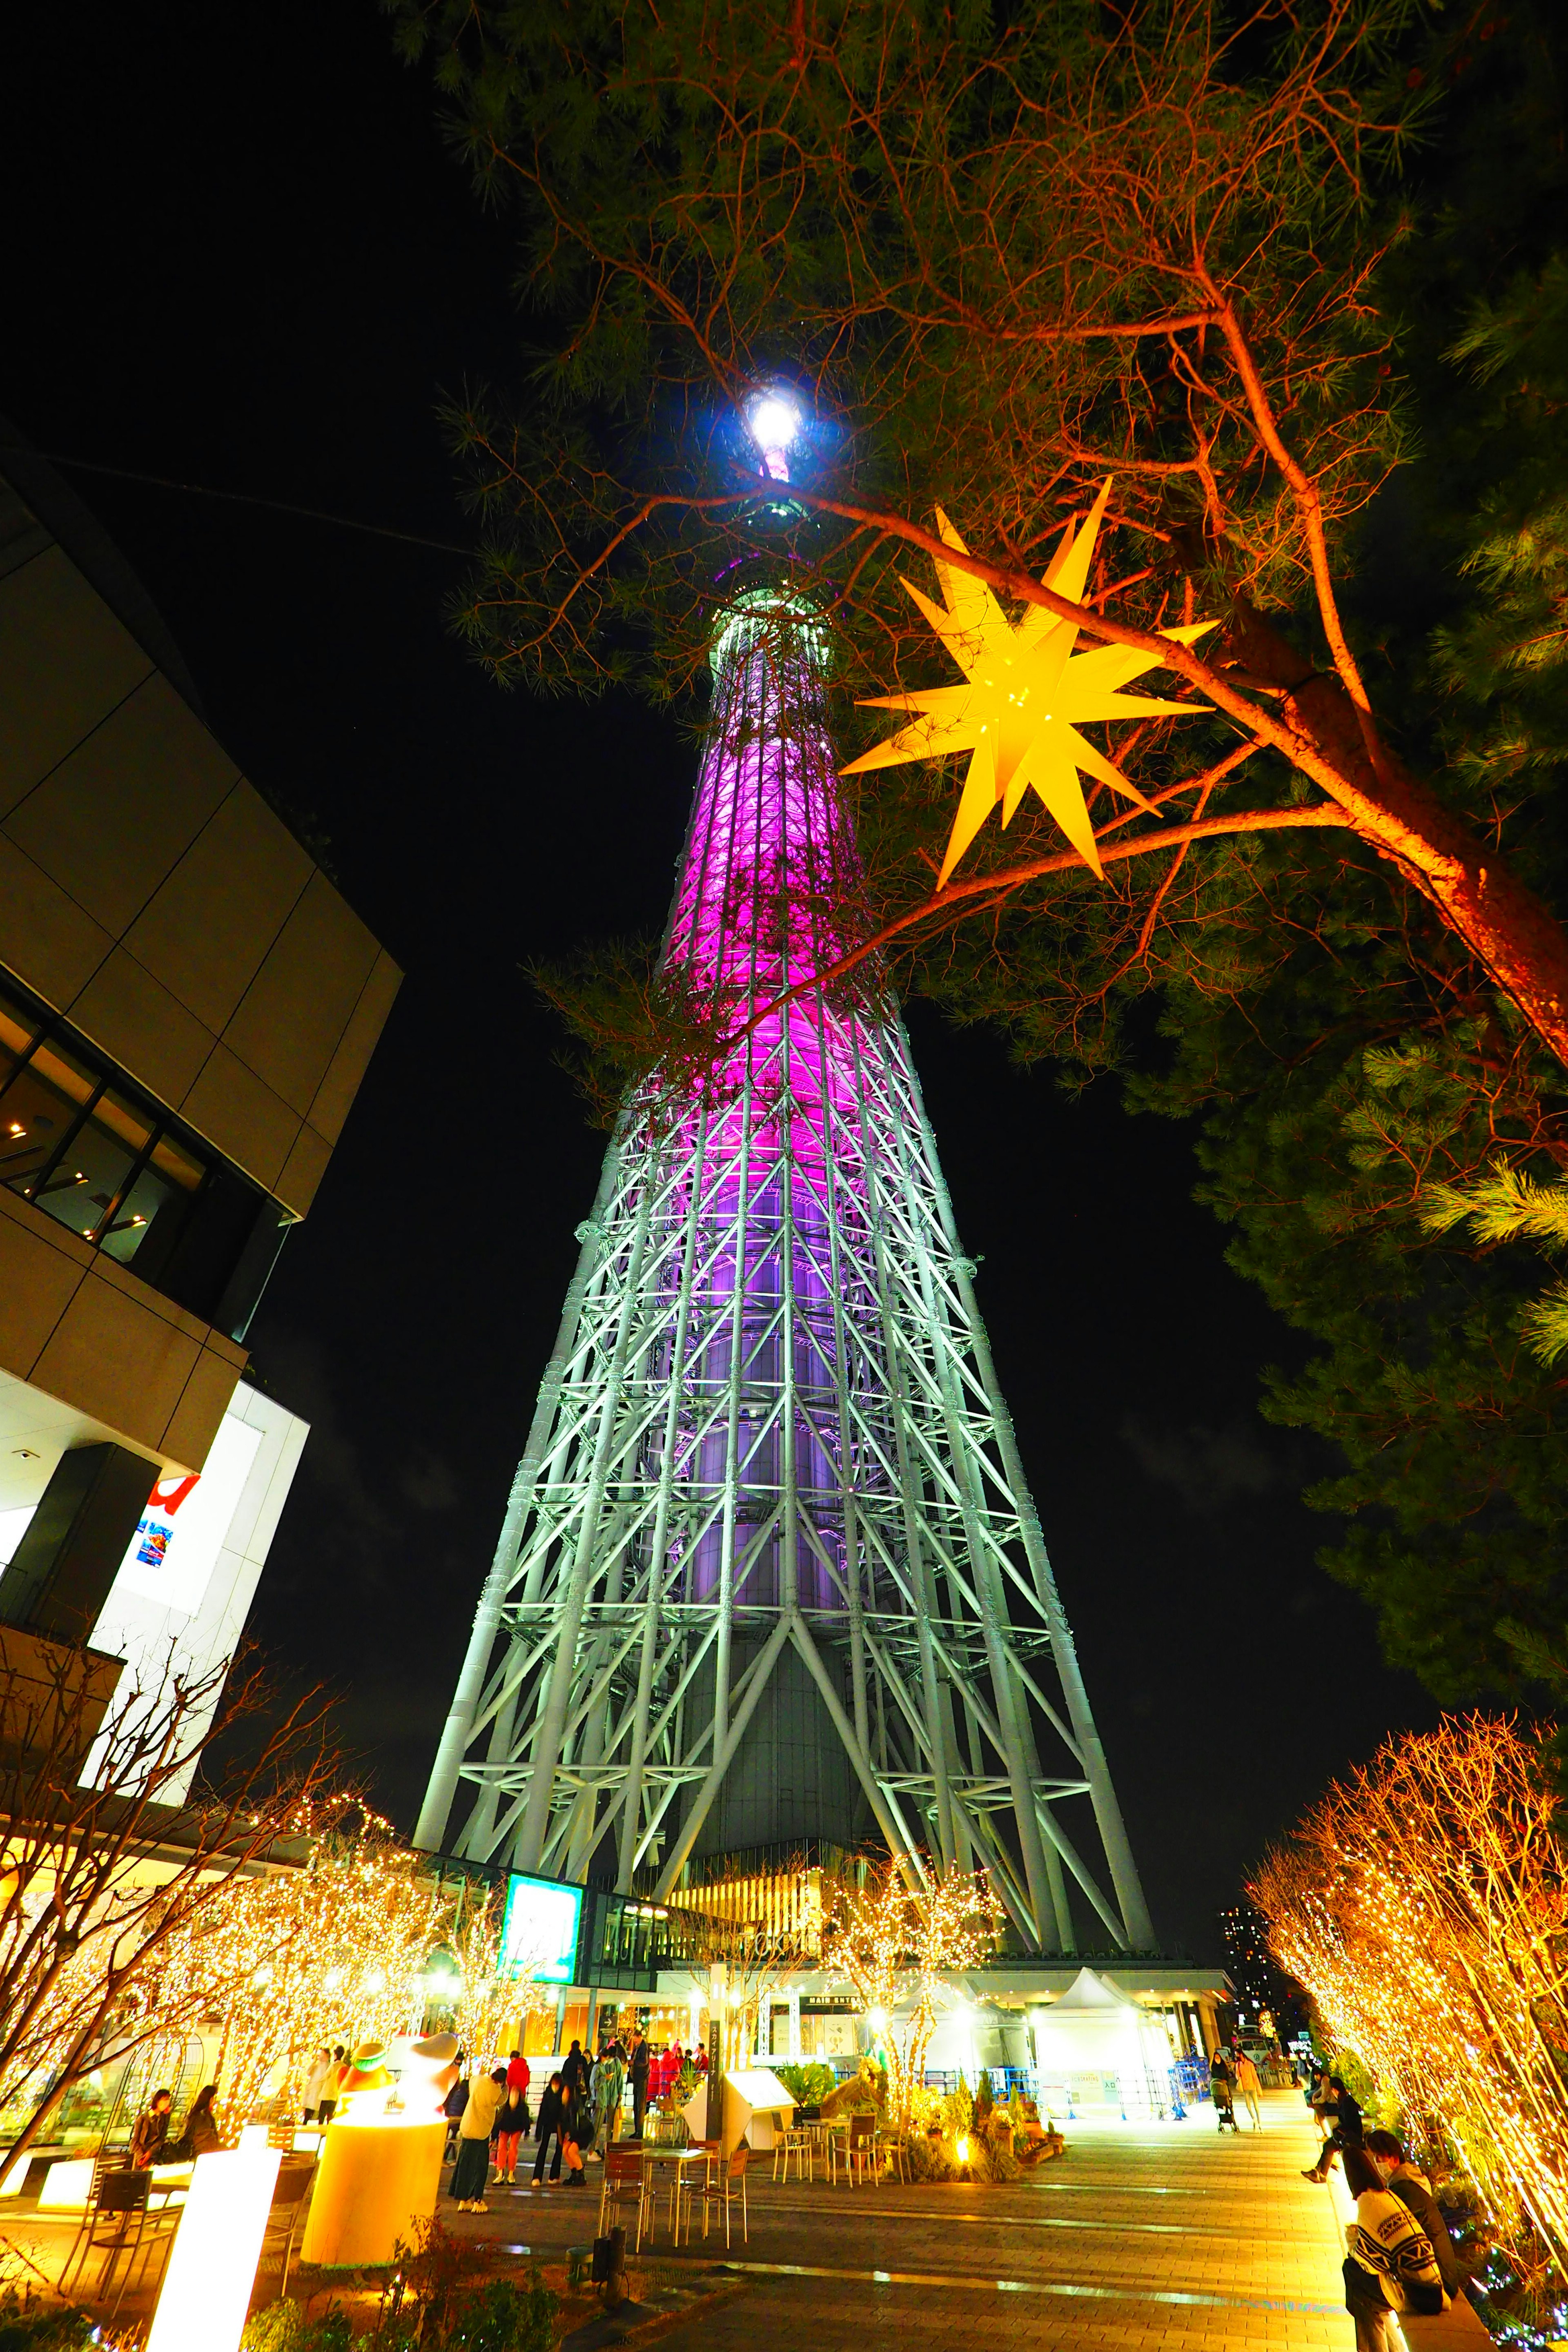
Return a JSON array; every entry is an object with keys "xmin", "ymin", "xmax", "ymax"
[
  {"xmin": 440, "ymin": 2026, "xmax": 701, "ymax": 2215},
  {"xmin": 118, "ymin": 2019, "xmax": 702, "ymax": 2211}
]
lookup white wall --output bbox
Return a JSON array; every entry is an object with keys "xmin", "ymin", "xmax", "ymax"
[{"xmin": 82, "ymin": 1381, "xmax": 308, "ymax": 1796}]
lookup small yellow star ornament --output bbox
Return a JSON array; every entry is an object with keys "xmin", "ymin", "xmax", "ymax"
[{"xmin": 840, "ymin": 482, "xmax": 1217, "ymax": 884}]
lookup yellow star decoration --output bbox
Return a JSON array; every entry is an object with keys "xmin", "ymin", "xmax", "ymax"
[{"xmin": 840, "ymin": 481, "xmax": 1218, "ymax": 884}]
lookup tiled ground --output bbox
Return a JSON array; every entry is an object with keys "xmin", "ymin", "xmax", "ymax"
[
  {"xmin": 451, "ymin": 2090, "xmax": 1354, "ymax": 2350},
  {"xmin": 0, "ymin": 2091, "xmax": 1352, "ymax": 2343}
]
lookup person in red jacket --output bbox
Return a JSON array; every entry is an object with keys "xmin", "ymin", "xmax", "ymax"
[{"xmin": 507, "ymin": 2049, "xmax": 531, "ymax": 2097}]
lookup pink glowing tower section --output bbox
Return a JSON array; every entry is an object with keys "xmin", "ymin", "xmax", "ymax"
[{"xmin": 649, "ymin": 593, "xmax": 891, "ymax": 1615}]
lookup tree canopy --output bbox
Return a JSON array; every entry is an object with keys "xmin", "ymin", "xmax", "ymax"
[{"xmin": 389, "ymin": 0, "xmax": 1568, "ymax": 1705}]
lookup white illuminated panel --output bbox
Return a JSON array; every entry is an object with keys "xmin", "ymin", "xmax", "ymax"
[
  {"xmin": 499, "ymin": 1872, "xmax": 582, "ymax": 1984},
  {"xmin": 84, "ymin": 1383, "xmax": 308, "ymax": 1796},
  {"xmin": 38, "ymin": 2158, "xmax": 94, "ymax": 2209},
  {"xmin": 146, "ymin": 2145, "xmax": 280, "ymax": 2352}
]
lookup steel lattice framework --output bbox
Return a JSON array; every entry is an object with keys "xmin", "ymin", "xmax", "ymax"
[{"xmin": 417, "ymin": 593, "xmax": 1154, "ymax": 1955}]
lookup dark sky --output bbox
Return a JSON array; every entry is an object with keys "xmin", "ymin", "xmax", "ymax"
[{"xmin": 1, "ymin": 2, "xmax": 1434, "ymax": 1956}]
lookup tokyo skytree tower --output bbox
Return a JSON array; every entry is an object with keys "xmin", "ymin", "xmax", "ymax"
[{"xmin": 417, "ymin": 568, "xmax": 1154, "ymax": 1957}]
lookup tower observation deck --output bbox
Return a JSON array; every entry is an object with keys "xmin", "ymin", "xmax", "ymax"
[{"xmin": 417, "ymin": 588, "xmax": 1153, "ymax": 1956}]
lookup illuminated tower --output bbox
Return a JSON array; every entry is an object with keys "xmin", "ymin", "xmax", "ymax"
[{"xmin": 416, "ymin": 579, "xmax": 1154, "ymax": 1956}]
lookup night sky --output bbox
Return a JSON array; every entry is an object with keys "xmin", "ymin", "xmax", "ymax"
[{"xmin": 1, "ymin": 2, "xmax": 1434, "ymax": 1956}]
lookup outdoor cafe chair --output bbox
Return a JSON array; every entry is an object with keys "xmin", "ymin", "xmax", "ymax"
[
  {"xmin": 57, "ymin": 2153, "xmax": 131, "ymax": 2293},
  {"xmin": 257, "ymin": 2159, "xmax": 316, "ymax": 2297},
  {"xmin": 695, "ymin": 2144, "xmax": 749, "ymax": 2247},
  {"xmin": 59, "ymin": 2164, "xmax": 180, "ymax": 2319},
  {"xmin": 598, "ymin": 2145, "xmax": 650, "ymax": 2252},
  {"xmin": 844, "ymin": 2112, "xmax": 877, "ymax": 2189},
  {"xmin": 773, "ymin": 2110, "xmax": 812, "ymax": 2184},
  {"xmin": 876, "ymin": 2127, "xmax": 909, "ymax": 2184}
]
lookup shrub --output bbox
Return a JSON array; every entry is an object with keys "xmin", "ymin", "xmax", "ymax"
[
  {"xmin": 0, "ymin": 2295, "xmax": 97, "ymax": 2352},
  {"xmin": 775, "ymin": 2063, "xmax": 835, "ymax": 2108},
  {"xmin": 940, "ymin": 2076, "xmax": 973, "ymax": 2144},
  {"xmin": 902, "ymin": 2132, "xmax": 954, "ymax": 2183}
]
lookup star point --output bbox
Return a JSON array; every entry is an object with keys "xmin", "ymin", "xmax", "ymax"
[{"xmin": 840, "ymin": 486, "xmax": 1216, "ymax": 884}]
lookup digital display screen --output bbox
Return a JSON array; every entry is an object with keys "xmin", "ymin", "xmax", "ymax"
[{"xmin": 499, "ymin": 1872, "xmax": 583, "ymax": 1985}]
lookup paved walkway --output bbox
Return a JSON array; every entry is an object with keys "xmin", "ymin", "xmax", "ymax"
[{"xmin": 454, "ymin": 2089, "xmax": 1353, "ymax": 2350}]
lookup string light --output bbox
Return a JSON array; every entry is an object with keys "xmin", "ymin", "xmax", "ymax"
[
  {"xmin": 1254, "ymin": 1716, "xmax": 1568, "ymax": 2279},
  {"xmin": 824, "ymin": 1863, "xmax": 1002, "ymax": 2128}
]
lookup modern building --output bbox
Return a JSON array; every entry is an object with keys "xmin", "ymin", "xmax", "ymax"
[
  {"xmin": 0, "ymin": 429, "xmax": 399, "ymax": 1703},
  {"xmin": 418, "ymin": 571, "xmax": 1155, "ymax": 1969}
]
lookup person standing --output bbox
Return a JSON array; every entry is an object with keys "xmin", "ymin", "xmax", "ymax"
[
  {"xmin": 301, "ymin": 2048, "xmax": 332, "ymax": 2125},
  {"xmin": 561, "ymin": 2039, "xmax": 588, "ymax": 2109},
  {"xmin": 506, "ymin": 2049, "xmax": 531, "ymax": 2101},
  {"xmin": 130, "ymin": 2089, "xmax": 171, "ymax": 2169},
  {"xmin": 628, "ymin": 2030, "xmax": 649, "ymax": 2141},
  {"xmin": 531, "ymin": 2071, "xmax": 568, "ymax": 2189},
  {"xmin": 591, "ymin": 2045, "xmax": 624, "ymax": 2158},
  {"xmin": 492, "ymin": 2076, "xmax": 529, "ymax": 2185},
  {"xmin": 451, "ymin": 2066, "xmax": 506, "ymax": 2212},
  {"xmin": 1234, "ymin": 2049, "xmax": 1264, "ymax": 2129},
  {"xmin": 317, "ymin": 2045, "xmax": 350, "ymax": 2127}
]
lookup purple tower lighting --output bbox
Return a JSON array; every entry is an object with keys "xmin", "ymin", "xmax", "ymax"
[{"xmin": 417, "ymin": 590, "xmax": 1152, "ymax": 1958}]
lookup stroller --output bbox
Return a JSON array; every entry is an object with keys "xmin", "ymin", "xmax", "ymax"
[{"xmin": 1211, "ymin": 2069, "xmax": 1240, "ymax": 2132}]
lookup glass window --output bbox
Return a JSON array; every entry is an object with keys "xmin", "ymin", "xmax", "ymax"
[{"xmin": 0, "ymin": 975, "xmax": 283, "ymax": 1330}]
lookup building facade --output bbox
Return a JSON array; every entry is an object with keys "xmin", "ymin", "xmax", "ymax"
[{"xmin": 0, "ymin": 435, "xmax": 399, "ymax": 1670}]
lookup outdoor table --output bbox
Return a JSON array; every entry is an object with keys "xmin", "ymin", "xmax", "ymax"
[{"xmin": 638, "ymin": 2145, "xmax": 715, "ymax": 2243}]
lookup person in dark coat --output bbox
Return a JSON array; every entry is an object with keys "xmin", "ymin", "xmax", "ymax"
[
  {"xmin": 1303, "ymin": 2076, "xmax": 1364, "ymax": 2180},
  {"xmin": 628, "ymin": 2031, "xmax": 649, "ymax": 2141},
  {"xmin": 531, "ymin": 2071, "xmax": 568, "ymax": 2187},
  {"xmin": 1365, "ymin": 2131, "xmax": 1468, "ymax": 2297},
  {"xmin": 130, "ymin": 2090, "xmax": 171, "ymax": 2168},
  {"xmin": 167, "ymin": 2084, "xmax": 223, "ymax": 2160}
]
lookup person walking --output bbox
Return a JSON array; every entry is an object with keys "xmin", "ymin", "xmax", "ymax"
[
  {"xmin": 492, "ymin": 2076, "xmax": 529, "ymax": 2185},
  {"xmin": 531, "ymin": 2071, "xmax": 568, "ymax": 2189},
  {"xmin": 451, "ymin": 2066, "xmax": 506, "ymax": 2212},
  {"xmin": 1341, "ymin": 2143, "xmax": 1447, "ymax": 2350},
  {"xmin": 1234, "ymin": 2049, "xmax": 1264, "ymax": 2129},
  {"xmin": 130, "ymin": 2089, "xmax": 172, "ymax": 2169},
  {"xmin": 628, "ymin": 2031, "xmax": 649, "ymax": 2141},
  {"xmin": 1303, "ymin": 2076, "xmax": 1364, "ymax": 2180},
  {"xmin": 168, "ymin": 2085, "xmax": 223, "ymax": 2160},
  {"xmin": 1365, "ymin": 2131, "xmax": 1468, "ymax": 2300},
  {"xmin": 591, "ymin": 2045, "xmax": 624, "ymax": 2158},
  {"xmin": 301, "ymin": 2048, "xmax": 332, "ymax": 2124}
]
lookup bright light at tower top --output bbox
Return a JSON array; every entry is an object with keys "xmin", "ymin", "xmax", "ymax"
[{"xmin": 748, "ymin": 389, "xmax": 802, "ymax": 482}]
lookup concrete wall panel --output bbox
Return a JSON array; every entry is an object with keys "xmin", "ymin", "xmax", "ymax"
[
  {"xmin": 222, "ymin": 871, "xmax": 380, "ymax": 1118},
  {"xmin": 307, "ymin": 946, "xmax": 401, "ymax": 1148},
  {"xmin": 126, "ymin": 784, "xmax": 313, "ymax": 1033},
  {"xmin": 0, "ymin": 1196, "xmax": 86, "ymax": 1369},
  {"xmin": 0, "ymin": 548, "xmax": 154, "ymax": 815},
  {"xmin": 178, "ymin": 1042, "xmax": 295, "ymax": 1195},
  {"xmin": 0, "ymin": 833, "xmax": 114, "ymax": 1008},
  {"xmin": 70, "ymin": 943, "xmax": 214, "ymax": 1110},
  {"xmin": 5, "ymin": 674, "xmax": 238, "ymax": 935}
]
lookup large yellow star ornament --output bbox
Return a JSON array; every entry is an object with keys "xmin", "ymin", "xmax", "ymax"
[{"xmin": 840, "ymin": 482, "xmax": 1217, "ymax": 884}]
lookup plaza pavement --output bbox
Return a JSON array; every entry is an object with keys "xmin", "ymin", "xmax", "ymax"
[{"xmin": 451, "ymin": 2088, "xmax": 1355, "ymax": 2350}]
